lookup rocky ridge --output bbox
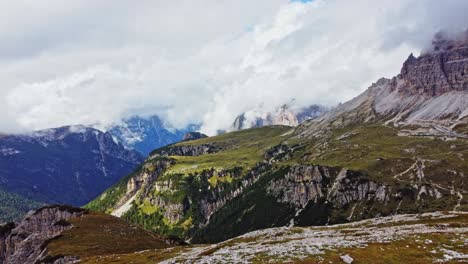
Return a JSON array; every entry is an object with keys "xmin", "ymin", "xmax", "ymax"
[
  {"xmin": 232, "ymin": 104, "xmax": 327, "ymax": 131},
  {"xmin": 296, "ymin": 31, "xmax": 468, "ymax": 138},
  {"xmin": 182, "ymin": 132, "xmax": 208, "ymax": 142},
  {"xmin": 0, "ymin": 206, "xmax": 86, "ymax": 264}
]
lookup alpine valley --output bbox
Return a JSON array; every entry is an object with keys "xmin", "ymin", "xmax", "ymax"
[{"xmin": 1, "ymin": 32, "xmax": 468, "ymax": 263}]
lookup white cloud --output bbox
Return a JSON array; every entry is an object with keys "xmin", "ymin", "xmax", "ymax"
[{"xmin": 0, "ymin": 0, "xmax": 467, "ymax": 135}]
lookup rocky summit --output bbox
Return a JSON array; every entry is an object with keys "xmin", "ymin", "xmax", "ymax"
[
  {"xmin": 232, "ymin": 104, "xmax": 327, "ymax": 131},
  {"xmin": 296, "ymin": 31, "xmax": 468, "ymax": 138}
]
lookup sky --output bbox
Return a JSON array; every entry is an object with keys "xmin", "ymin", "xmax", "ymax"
[{"xmin": 0, "ymin": 0, "xmax": 467, "ymax": 135}]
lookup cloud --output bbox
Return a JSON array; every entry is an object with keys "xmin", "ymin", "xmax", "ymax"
[{"xmin": 0, "ymin": 0, "xmax": 467, "ymax": 135}]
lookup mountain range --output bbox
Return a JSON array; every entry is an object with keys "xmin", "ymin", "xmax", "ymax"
[
  {"xmin": 0, "ymin": 126, "xmax": 143, "ymax": 222},
  {"xmin": 108, "ymin": 115, "xmax": 199, "ymax": 156},
  {"xmin": 0, "ymin": 32, "xmax": 467, "ymax": 263}
]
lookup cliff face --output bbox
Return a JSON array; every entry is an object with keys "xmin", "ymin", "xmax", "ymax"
[
  {"xmin": 296, "ymin": 32, "xmax": 468, "ymax": 138},
  {"xmin": 151, "ymin": 143, "xmax": 218, "ymax": 157},
  {"xmin": 0, "ymin": 206, "xmax": 86, "ymax": 264},
  {"xmin": 399, "ymin": 32, "xmax": 468, "ymax": 96}
]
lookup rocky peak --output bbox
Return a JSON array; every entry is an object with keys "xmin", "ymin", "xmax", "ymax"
[
  {"xmin": 232, "ymin": 103, "xmax": 327, "ymax": 131},
  {"xmin": 182, "ymin": 132, "xmax": 208, "ymax": 142},
  {"xmin": 398, "ymin": 31, "xmax": 468, "ymax": 97},
  {"xmin": 273, "ymin": 104, "xmax": 299, "ymax": 126}
]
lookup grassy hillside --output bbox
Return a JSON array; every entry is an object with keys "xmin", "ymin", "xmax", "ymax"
[
  {"xmin": 44, "ymin": 212, "xmax": 181, "ymax": 262},
  {"xmin": 86, "ymin": 123, "xmax": 467, "ymax": 242},
  {"xmin": 290, "ymin": 124, "xmax": 468, "ymax": 186}
]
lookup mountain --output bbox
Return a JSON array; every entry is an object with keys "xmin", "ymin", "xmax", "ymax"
[
  {"xmin": 108, "ymin": 115, "xmax": 199, "ymax": 156},
  {"xmin": 232, "ymin": 104, "xmax": 327, "ymax": 131},
  {"xmin": 86, "ymin": 32, "xmax": 467, "ymax": 245},
  {"xmin": 297, "ymin": 31, "xmax": 468, "ymax": 138},
  {"xmin": 0, "ymin": 125, "xmax": 143, "ymax": 221}
]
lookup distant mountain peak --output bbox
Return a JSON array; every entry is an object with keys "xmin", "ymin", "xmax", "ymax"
[
  {"xmin": 183, "ymin": 132, "xmax": 208, "ymax": 141},
  {"xmin": 231, "ymin": 104, "xmax": 327, "ymax": 131},
  {"xmin": 0, "ymin": 125, "xmax": 144, "ymax": 221},
  {"xmin": 108, "ymin": 115, "xmax": 200, "ymax": 155}
]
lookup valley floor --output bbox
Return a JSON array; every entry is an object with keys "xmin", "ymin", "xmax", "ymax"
[{"xmin": 82, "ymin": 211, "xmax": 467, "ymax": 264}]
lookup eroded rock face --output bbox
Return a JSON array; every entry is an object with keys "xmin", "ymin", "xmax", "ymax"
[
  {"xmin": 267, "ymin": 166, "xmax": 443, "ymax": 216},
  {"xmin": 153, "ymin": 144, "xmax": 219, "ymax": 157},
  {"xmin": 182, "ymin": 132, "xmax": 208, "ymax": 142},
  {"xmin": 399, "ymin": 31, "xmax": 468, "ymax": 97},
  {"xmin": 146, "ymin": 164, "xmax": 270, "ymax": 225},
  {"xmin": 267, "ymin": 165, "xmax": 334, "ymax": 207},
  {"xmin": 0, "ymin": 206, "xmax": 87, "ymax": 264}
]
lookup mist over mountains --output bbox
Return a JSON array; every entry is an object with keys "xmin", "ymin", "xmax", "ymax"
[{"xmin": 0, "ymin": 1, "xmax": 467, "ymax": 263}]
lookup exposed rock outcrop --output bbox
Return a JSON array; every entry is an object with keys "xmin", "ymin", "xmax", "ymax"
[
  {"xmin": 267, "ymin": 165, "xmax": 335, "ymax": 207},
  {"xmin": 399, "ymin": 31, "xmax": 468, "ymax": 96},
  {"xmin": 0, "ymin": 206, "xmax": 87, "ymax": 264},
  {"xmin": 267, "ymin": 166, "xmax": 392, "ymax": 209},
  {"xmin": 268, "ymin": 165, "xmax": 444, "ymax": 218},
  {"xmin": 296, "ymin": 32, "xmax": 468, "ymax": 138},
  {"xmin": 182, "ymin": 132, "xmax": 208, "ymax": 142},
  {"xmin": 111, "ymin": 158, "xmax": 175, "ymax": 217},
  {"xmin": 152, "ymin": 143, "xmax": 219, "ymax": 157}
]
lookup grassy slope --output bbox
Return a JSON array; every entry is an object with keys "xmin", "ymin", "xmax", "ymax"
[
  {"xmin": 167, "ymin": 126, "xmax": 292, "ymax": 174},
  {"xmin": 192, "ymin": 124, "xmax": 467, "ymax": 242},
  {"xmin": 290, "ymin": 124, "xmax": 467, "ymax": 184},
  {"xmin": 86, "ymin": 123, "xmax": 468, "ymax": 242},
  {"xmin": 45, "ymin": 212, "xmax": 176, "ymax": 261},
  {"xmin": 191, "ymin": 166, "xmax": 296, "ymax": 243},
  {"xmin": 86, "ymin": 126, "xmax": 292, "ymax": 212},
  {"xmin": 85, "ymin": 126, "xmax": 294, "ymax": 238}
]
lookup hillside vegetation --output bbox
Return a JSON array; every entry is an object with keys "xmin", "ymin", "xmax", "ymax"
[{"xmin": 86, "ymin": 123, "xmax": 467, "ymax": 242}]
